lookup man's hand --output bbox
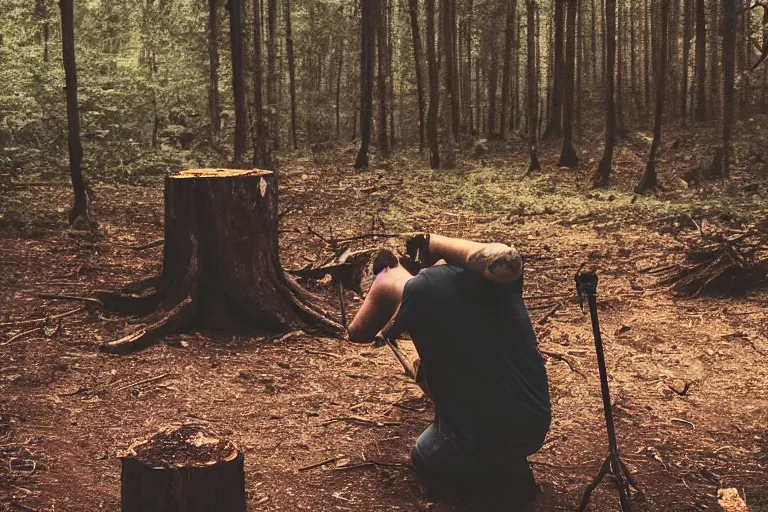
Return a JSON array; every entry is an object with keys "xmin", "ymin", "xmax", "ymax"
[
  {"xmin": 404, "ymin": 233, "xmax": 431, "ymax": 269},
  {"xmin": 466, "ymin": 243, "xmax": 523, "ymax": 284}
]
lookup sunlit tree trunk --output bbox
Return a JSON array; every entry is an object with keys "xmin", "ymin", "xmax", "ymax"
[
  {"xmin": 695, "ymin": 0, "xmax": 706, "ymax": 120},
  {"xmin": 377, "ymin": 0, "xmax": 390, "ymax": 158},
  {"xmin": 355, "ymin": 0, "xmax": 376, "ymax": 169},
  {"xmin": 709, "ymin": 0, "xmax": 719, "ymax": 118},
  {"xmin": 487, "ymin": 32, "xmax": 499, "ymax": 138},
  {"xmin": 59, "ymin": 0, "xmax": 90, "ymax": 226},
  {"xmin": 267, "ymin": 0, "xmax": 278, "ymax": 150},
  {"xmin": 524, "ymin": 0, "xmax": 540, "ymax": 175},
  {"xmin": 543, "ymin": 0, "xmax": 564, "ymax": 138},
  {"xmin": 594, "ymin": 0, "xmax": 616, "ymax": 186},
  {"xmin": 636, "ymin": 0, "xmax": 668, "ymax": 194},
  {"xmin": 252, "ymin": 0, "xmax": 269, "ymax": 167},
  {"xmin": 681, "ymin": 0, "xmax": 692, "ymax": 120},
  {"xmin": 426, "ymin": 0, "xmax": 440, "ymax": 168},
  {"xmin": 559, "ymin": 0, "xmax": 578, "ymax": 168},
  {"xmin": 408, "ymin": 0, "xmax": 426, "ymax": 150},
  {"xmin": 208, "ymin": 0, "xmax": 221, "ymax": 137},
  {"xmin": 720, "ymin": 0, "xmax": 736, "ymax": 178},
  {"xmin": 284, "ymin": 0, "xmax": 297, "ymax": 148},
  {"xmin": 500, "ymin": 0, "xmax": 517, "ymax": 139},
  {"xmin": 229, "ymin": 0, "xmax": 247, "ymax": 164}
]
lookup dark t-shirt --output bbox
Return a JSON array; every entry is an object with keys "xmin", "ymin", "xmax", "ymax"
[{"xmin": 387, "ymin": 265, "xmax": 551, "ymax": 454}]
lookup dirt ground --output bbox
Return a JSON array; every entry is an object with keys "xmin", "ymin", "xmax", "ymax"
[{"xmin": 1, "ymin": 131, "xmax": 767, "ymax": 512}]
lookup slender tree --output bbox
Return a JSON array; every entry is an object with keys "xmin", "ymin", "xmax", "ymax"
[
  {"xmin": 408, "ymin": 0, "xmax": 426, "ymax": 151},
  {"xmin": 284, "ymin": 0, "xmax": 297, "ymax": 148},
  {"xmin": 448, "ymin": 0, "xmax": 460, "ymax": 141},
  {"xmin": 487, "ymin": 31, "xmax": 499, "ymax": 138},
  {"xmin": 524, "ymin": 0, "xmax": 540, "ymax": 175},
  {"xmin": 36, "ymin": 0, "xmax": 50, "ymax": 63},
  {"xmin": 267, "ymin": 0, "xmax": 278, "ymax": 150},
  {"xmin": 59, "ymin": 0, "xmax": 90, "ymax": 225},
  {"xmin": 559, "ymin": 0, "xmax": 578, "ymax": 168},
  {"xmin": 252, "ymin": 0, "xmax": 268, "ymax": 167},
  {"xmin": 720, "ymin": 0, "xmax": 737, "ymax": 178},
  {"xmin": 681, "ymin": 0, "xmax": 692, "ymax": 119},
  {"xmin": 229, "ymin": 0, "xmax": 247, "ymax": 163},
  {"xmin": 500, "ymin": 0, "xmax": 517, "ymax": 139},
  {"xmin": 335, "ymin": 39, "xmax": 344, "ymax": 140},
  {"xmin": 441, "ymin": 0, "xmax": 457, "ymax": 167},
  {"xmin": 636, "ymin": 0, "xmax": 669, "ymax": 193},
  {"xmin": 387, "ymin": 0, "xmax": 397, "ymax": 147},
  {"xmin": 709, "ymin": 0, "xmax": 719, "ymax": 117},
  {"xmin": 377, "ymin": 0, "xmax": 390, "ymax": 158},
  {"xmin": 208, "ymin": 0, "xmax": 221, "ymax": 137},
  {"xmin": 355, "ymin": 0, "xmax": 376, "ymax": 169},
  {"xmin": 594, "ymin": 0, "xmax": 616, "ymax": 186},
  {"xmin": 543, "ymin": 0, "xmax": 564, "ymax": 138},
  {"xmin": 695, "ymin": 0, "xmax": 706, "ymax": 120},
  {"xmin": 426, "ymin": 0, "xmax": 440, "ymax": 168}
]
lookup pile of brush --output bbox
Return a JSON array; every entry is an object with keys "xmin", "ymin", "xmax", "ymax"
[{"xmin": 659, "ymin": 228, "xmax": 768, "ymax": 297}]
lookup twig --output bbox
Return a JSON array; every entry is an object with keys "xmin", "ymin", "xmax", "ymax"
[
  {"xmin": 540, "ymin": 350, "xmax": 586, "ymax": 378},
  {"xmin": 125, "ymin": 239, "xmax": 164, "ymax": 251},
  {"xmin": 320, "ymin": 416, "xmax": 401, "ymax": 427},
  {"xmin": 1, "ymin": 327, "xmax": 42, "ymax": 346},
  {"xmin": 275, "ymin": 330, "xmax": 301, "ymax": 343},
  {"xmin": 523, "ymin": 293, "xmax": 572, "ymax": 300},
  {"xmin": 111, "ymin": 373, "xmax": 170, "ymax": 393},
  {"xmin": 307, "ymin": 225, "xmax": 334, "ymax": 246},
  {"xmin": 37, "ymin": 294, "xmax": 104, "ymax": 307},
  {"xmin": 333, "ymin": 460, "xmax": 405, "ymax": 471},
  {"xmin": 332, "ymin": 233, "xmax": 402, "ymax": 244},
  {"xmin": 0, "ymin": 307, "xmax": 84, "ymax": 328},
  {"xmin": 297, "ymin": 456, "xmax": 343, "ymax": 472},
  {"xmin": 537, "ymin": 302, "xmax": 565, "ymax": 325},
  {"xmin": 304, "ymin": 349, "xmax": 342, "ymax": 358},
  {"xmin": 8, "ymin": 502, "xmax": 38, "ymax": 512},
  {"xmin": 670, "ymin": 418, "xmax": 696, "ymax": 429}
]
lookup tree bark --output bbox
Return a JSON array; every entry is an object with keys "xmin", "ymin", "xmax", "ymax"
[
  {"xmin": 252, "ymin": 0, "xmax": 269, "ymax": 168},
  {"xmin": 284, "ymin": 0, "xmax": 297, "ymax": 148},
  {"xmin": 36, "ymin": 0, "xmax": 50, "ymax": 63},
  {"xmin": 426, "ymin": 0, "xmax": 440, "ymax": 168},
  {"xmin": 229, "ymin": 0, "xmax": 247, "ymax": 164},
  {"xmin": 543, "ymin": 0, "xmax": 564, "ymax": 139},
  {"xmin": 681, "ymin": 0, "xmax": 692, "ymax": 120},
  {"xmin": 695, "ymin": 0, "xmax": 706, "ymax": 120},
  {"xmin": 465, "ymin": 0, "xmax": 474, "ymax": 134},
  {"xmin": 709, "ymin": 0, "xmax": 719, "ymax": 118},
  {"xmin": 720, "ymin": 0, "xmax": 736, "ymax": 178},
  {"xmin": 524, "ymin": 0, "xmax": 540, "ymax": 175},
  {"xmin": 500, "ymin": 0, "xmax": 517, "ymax": 139},
  {"xmin": 336, "ymin": 41, "xmax": 344, "ymax": 140},
  {"xmin": 355, "ymin": 0, "xmax": 376, "ymax": 169},
  {"xmin": 376, "ymin": 0, "xmax": 390, "ymax": 158},
  {"xmin": 487, "ymin": 30, "xmax": 499, "ymax": 138},
  {"xmin": 616, "ymin": 0, "xmax": 626, "ymax": 134},
  {"xmin": 593, "ymin": 0, "xmax": 616, "ymax": 186},
  {"xmin": 559, "ymin": 0, "xmax": 578, "ymax": 168},
  {"xmin": 208, "ymin": 0, "xmax": 221, "ymax": 137},
  {"xmin": 59, "ymin": 0, "xmax": 90, "ymax": 226},
  {"xmin": 643, "ymin": 0, "xmax": 651, "ymax": 108},
  {"xmin": 636, "ymin": 0, "xmax": 669, "ymax": 194},
  {"xmin": 408, "ymin": 0, "xmax": 426, "ymax": 151},
  {"xmin": 590, "ymin": 0, "xmax": 597, "ymax": 85},
  {"xmin": 97, "ymin": 170, "xmax": 340, "ymax": 354},
  {"xmin": 267, "ymin": 0, "xmax": 278, "ymax": 151},
  {"xmin": 448, "ymin": 0, "xmax": 461, "ymax": 142},
  {"xmin": 388, "ymin": 0, "xmax": 397, "ymax": 148}
]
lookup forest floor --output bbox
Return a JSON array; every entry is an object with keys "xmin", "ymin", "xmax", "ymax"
[{"xmin": 1, "ymin": 120, "xmax": 767, "ymax": 512}]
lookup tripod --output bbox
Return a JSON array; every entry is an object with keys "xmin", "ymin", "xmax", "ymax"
[{"xmin": 575, "ymin": 270, "xmax": 638, "ymax": 512}]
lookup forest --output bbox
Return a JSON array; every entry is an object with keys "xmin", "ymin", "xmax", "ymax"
[{"xmin": 1, "ymin": 0, "xmax": 767, "ymax": 510}]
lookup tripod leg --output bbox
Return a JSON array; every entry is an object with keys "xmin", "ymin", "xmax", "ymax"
[
  {"xmin": 577, "ymin": 457, "xmax": 611, "ymax": 512},
  {"xmin": 609, "ymin": 455, "xmax": 632, "ymax": 512},
  {"xmin": 617, "ymin": 456, "xmax": 639, "ymax": 491}
]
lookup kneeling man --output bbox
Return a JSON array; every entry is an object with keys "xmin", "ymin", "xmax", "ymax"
[{"xmin": 347, "ymin": 234, "xmax": 551, "ymax": 505}]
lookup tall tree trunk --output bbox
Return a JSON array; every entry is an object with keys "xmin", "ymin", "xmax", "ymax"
[
  {"xmin": 477, "ymin": 45, "xmax": 484, "ymax": 133},
  {"xmin": 487, "ymin": 33, "xmax": 499, "ymax": 138},
  {"xmin": 559, "ymin": 0, "xmax": 578, "ymax": 168},
  {"xmin": 377, "ymin": 0, "xmax": 390, "ymax": 158},
  {"xmin": 709, "ymin": 0, "xmax": 719, "ymax": 118},
  {"xmin": 408, "ymin": 0, "xmax": 426, "ymax": 151},
  {"xmin": 336, "ymin": 42, "xmax": 344, "ymax": 140},
  {"xmin": 590, "ymin": 0, "xmax": 597, "ymax": 85},
  {"xmin": 643, "ymin": 0, "xmax": 651, "ymax": 108},
  {"xmin": 252, "ymin": 0, "xmax": 269, "ymax": 167},
  {"xmin": 284, "ymin": 0, "xmax": 297, "ymax": 148},
  {"xmin": 449, "ymin": 0, "xmax": 461, "ymax": 141},
  {"xmin": 720, "ymin": 0, "xmax": 736, "ymax": 178},
  {"xmin": 695, "ymin": 0, "xmax": 706, "ymax": 120},
  {"xmin": 667, "ymin": 0, "xmax": 680, "ymax": 114},
  {"xmin": 355, "ymin": 0, "xmax": 376, "ymax": 169},
  {"xmin": 208, "ymin": 0, "xmax": 221, "ymax": 137},
  {"xmin": 267, "ymin": 0, "xmax": 278, "ymax": 150},
  {"xmin": 525, "ymin": 0, "xmax": 540, "ymax": 174},
  {"xmin": 616, "ymin": 0, "xmax": 625, "ymax": 134},
  {"xmin": 36, "ymin": 0, "xmax": 50, "ymax": 62},
  {"xmin": 681, "ymin": 0, "xmax": 692, "ymax": 120},
  {"xmin": 465, "ymin": 0, "xmax": 474, "ymax": 133},
  {"xmin": 594, "ymin": 0, "xmax": 616, "ymax": 186},
  {"xmin": 576, "ymin": 0, "xmax": 583, "ymax": 132},
  {"xmin": 426, "ymin": 0, "xmax": 440, "ymax": 167},
  {"xmin": 388, "ymin": 0, "xmax": 397, "ymax": 147},
  {"xmin": 543, "ymin": 0, "xmax": 564, "ymax": 138},
  {"xmin": 500, "ymin": 0, "xmax": 517, "ymax": 139},
  {"xmin": 636, "ymin": 0, "xmax": 669, "ymax": 193},
  {"xmin": 440, "ymin": 0, "xmax": 457, "ymax": 167},
  {"xmin": 229, "ymin": 0, "xmax": 247, "ymax": 164},
  {"xmin": 630, "ymin": 0, "xmax": 638, "ymax": 113},
  {"xmin": 59, "ymin": 0, "xmax": 89, "ymax": 226}
]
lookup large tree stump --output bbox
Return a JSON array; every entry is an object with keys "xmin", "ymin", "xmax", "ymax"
[
  {"xmin": 98, "ymin": 169, "xmax": 341, "ymax": 353},
  {"xmin": 120, "ymin": 425, "xmax": 246, "ymax": 512}
]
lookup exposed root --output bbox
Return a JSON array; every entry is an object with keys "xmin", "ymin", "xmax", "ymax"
[
  {"xmin": 659, "ymin": 230, "xmax": 767, "ymax": 297},
  {"xmin": 99, "ymin": 296, "xmax": 197, "ymax": 354}
]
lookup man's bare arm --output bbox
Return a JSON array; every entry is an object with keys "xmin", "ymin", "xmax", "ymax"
[
  {"xmin": 347, "ymin": 270, "xmax": 402, "ymax": 343},
  {"xmin": 428, "ymin": 234, "xmax": 523, "ymax": 283}
]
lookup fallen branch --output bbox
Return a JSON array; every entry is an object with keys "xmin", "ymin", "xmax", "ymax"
[
  {"xmin": 537, "ymin": 302, "xmax": 565, "ymax": 325},
  {"xmin": 1, "ymin": 327, "xmax": 42, "ymax": 346},
  {"xmin": 320, "ymin": 416, "xmax": 401, "ymax": 427},
  {"xmin": 125, "ymin": 239, "xmax": 164, "ymax": 251},
  {"xmin": 37, "ymin": 294, "xmax": 104, "ymax": 307},
  {"xmin": 333, "ymin": 460, "xmax": 405, "ymax": 471},
  {"xmin": 540, "ymin": 350, "xmax": 586, "ymax": 378},
  {"xmin": 297, "ymin": 456, "xmax": 343, "ymax": 472},
  {"xmin": 304, "ymin": 349, "xmax": 342, "ymax": 358},
  {"xmin": 0, "ymin": 307, "xmax": 85, "ymax": 328},
  {"xmin": 111, "ymin": 373, "xmax": 171, "ymax": 393}
]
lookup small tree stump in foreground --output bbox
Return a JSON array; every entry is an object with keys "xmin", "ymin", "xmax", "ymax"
[
  {"xmin": 97, "ymin": 169, "xmax": 341, "ymax": 353},
  {"xmin": 120, "ymin": 424, "xmax": 246, "ymax": 512}
]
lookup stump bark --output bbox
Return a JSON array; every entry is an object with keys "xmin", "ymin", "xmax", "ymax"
[
  {"xmin": 120, "ymin": 425, "xmax": 246, "ymax": 512},
  {"xmin": 98, "ymin": 169, "xmax": 341, "ymax": 353}
]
